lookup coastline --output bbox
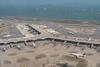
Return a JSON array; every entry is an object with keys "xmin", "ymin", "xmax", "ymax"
[{"xmin": 0, "ymin": 16, "xmax": 100, "ymax": 21}]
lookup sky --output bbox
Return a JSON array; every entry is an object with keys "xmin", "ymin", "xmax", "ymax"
[
  {"xmin": 0, "ymin": 0, "xmax": 100, "ymax": 8},
  {"xmin": 0, "ymin": 0, "xmax": 100, "ymax": 6}
]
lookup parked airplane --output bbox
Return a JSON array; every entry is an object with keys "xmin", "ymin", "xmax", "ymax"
[{"xmin": 71, "ymin": 53, "xmax": 85, "ymax": 58}]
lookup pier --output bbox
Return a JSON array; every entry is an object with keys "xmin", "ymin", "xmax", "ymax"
[{"xmin": 0, "ymin": 35, "xmax": 100, "ymax": 47}]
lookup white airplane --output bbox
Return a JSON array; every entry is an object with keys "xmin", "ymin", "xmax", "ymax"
[
  {"xmin": 15, "ymin": 45, "xmax": 23, "ymax": 50},
  {"xmin": 71, "ymin": 53, "xmax": 85, "ymax": 58},
  {"xmin": 29, "ymin": 42, "xmax": 36, "ymax": 48},
  {"xmin": 88, "ymin": 37, "xmax": 92, "ymax": 41},
  {"xmin": 69, "ymin": 32, "xmax": 74, "ymax": 35},
  {"xmin": 1, "ymin": 47, "xmax": 7, "ymax": 52}
]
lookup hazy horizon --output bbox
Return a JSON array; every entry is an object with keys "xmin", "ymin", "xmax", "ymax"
[
  {"xmin": 0, "ymin": 0, "xmax": 100, "ymax": 20},
  {"xmin": 0, "ymin": 0, "xmax": 100, "ymax": 6}
]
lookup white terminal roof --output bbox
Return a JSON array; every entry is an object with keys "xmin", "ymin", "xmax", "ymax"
[
  {"xmin": 46, "ymin": 29, "xmax": 60, "ymax": 34},
  {"xmin": 39, "ymin": 25, "xmax": 47, "ymax": 29}
]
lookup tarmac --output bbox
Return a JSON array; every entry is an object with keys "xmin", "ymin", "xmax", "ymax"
[{"xmin": 0, "ymin": 17, "xmax": 100, "ymax": 67}]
